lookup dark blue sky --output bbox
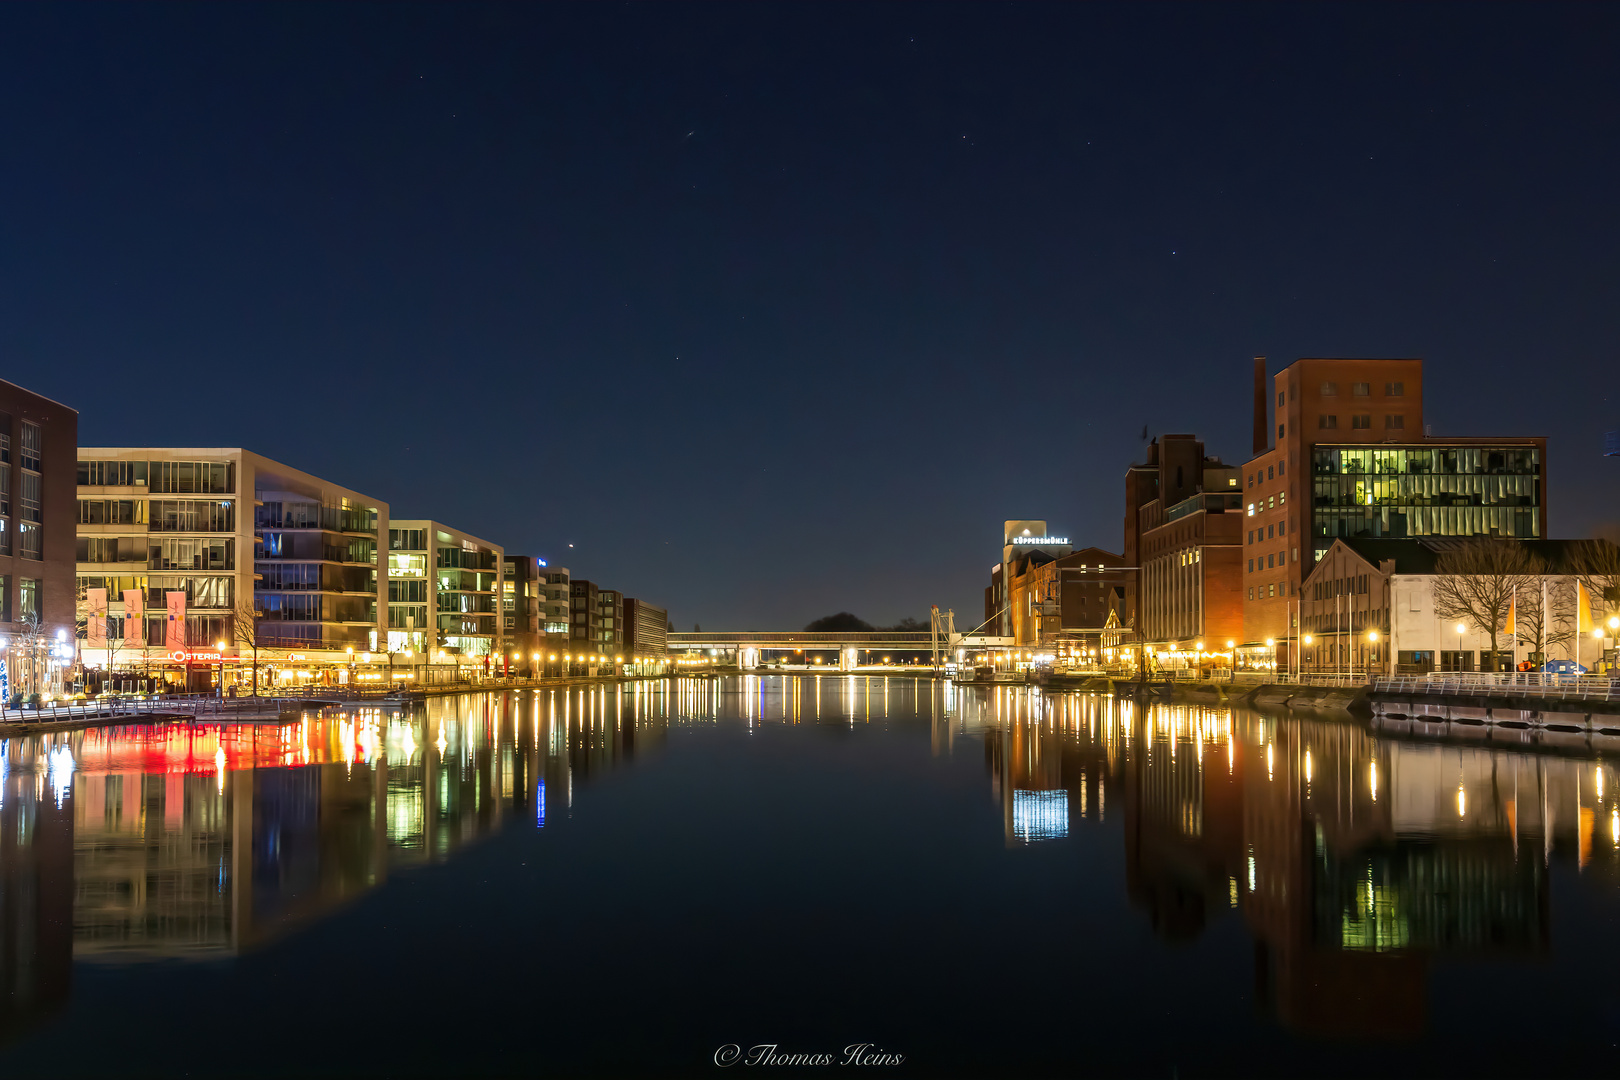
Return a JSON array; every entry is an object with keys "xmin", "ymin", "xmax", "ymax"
[{"xmin": 2, "ymin": 3, "xmax": 1615, "ymax": 629}]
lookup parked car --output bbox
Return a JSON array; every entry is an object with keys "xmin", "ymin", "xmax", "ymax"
[{"xmin": 1540, "ymin": 660, "xmax": 1588, "ymax": 676}]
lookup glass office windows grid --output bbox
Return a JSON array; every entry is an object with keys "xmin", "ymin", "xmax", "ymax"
[
  {"xmin": 388, "ymin": 552, "xmax": 426, "ymax": 577},
  {"xmin": 257, "ymin": 562, "xmax": 321, "ymax": 590},
  {"xmin": 18, "ymin": 523, "xmax": 40, "ymax": 560},
  {"xmin": 152, "ymin": 537, "xmax": 232, "ymax": 570},
  {"xmin": 260, "ymin": 594, "xmax": 322, "ymax": 621},
  {"xmin": 258, "ymin": 500, "xmax": 374, "ymax": 533},
  {"xmin": 149, "ymin": 461, "xmax": 232, "ymax": 495},
  {"xmin": 1310, "ymin": 445, "xmax": 1541, "ymax": 541},
  {"xmin": 146, "ymin": 574, "xmax": 233, "ymax": 608},
  {"xmin": 76, "ymin": 574, "xmax": 150, "ymax": 601},
  {"xmin": 19, "ymin": 471, "xmax": 39, "ymax": 521},
  {"xmin": 0, "ymin": 433, "xmax": 8, "ymax": 463},
  {"xmin": 150, "ymin": 499, "xmax": 234, "ymax": 532},
  {"xmin": 77, "ymin": 536, "xmax": 147, "ymax": 564},
  {"xmin": 0, "ymin": 575, "xmax": 8, "ymax": 622},
  {"xmin": 18, "ymin": 423, "xmax": 39, "ymax": 471},
  {"xmin": 388, "ymin": 528, "xmax": 427, "ymax": 551},
  {"xmin": 77, "ymin": 498, "xmax": 146, "ymax": 525},
  {"xmin": 0, "ymin": 464, "xmax": 9, "ymax": 515},
  {"xmin": 76, "ymin": 460, "xmax": 148, "ymax": 486},
  {"xmin": 0, "ymin": 518, "xmax": 9, "ymax": 556},
  {"xmin": 387, "ymin": 603, "xmax": 427, "ymax": 629},
  {"xmin": 388, "ymin": 579, "xmax": 428, "ymax": 603},
  {"xmin": 19, "ymin": 577, "xmax": 39, "ymax": 620}
]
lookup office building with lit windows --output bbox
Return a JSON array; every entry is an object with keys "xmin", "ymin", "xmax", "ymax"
[
  {"xmin": 386, "ymin": 520, "xmax": 503, "ymax": 671},
  {"xmin": 1239, "ymin": 357, "xmax": 1545, "ymax": 666},
  {"xmin": 74, "ymin": 448, "xmax": 388, "ymax": 690},
  {"xmin": 0, "ymin": 380, "xmax": 78, "ymax": 698}
]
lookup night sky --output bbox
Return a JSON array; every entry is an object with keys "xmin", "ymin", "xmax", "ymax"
[{"xmin": 2, "ymin": 3, "xmax": 1616, "ymax": 630}]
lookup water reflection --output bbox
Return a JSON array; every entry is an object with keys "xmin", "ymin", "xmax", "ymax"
[
  {"xmin": 2, "ymin": 675, "xmax": 1616, "ymax": 1063},
  {"xmin": 960, "ymin": 686, "xmax": 1614, "ymax": 1038},
  {"xmin": 0, "ymin": 680, "xmax": 709, "ymax": 1040}
]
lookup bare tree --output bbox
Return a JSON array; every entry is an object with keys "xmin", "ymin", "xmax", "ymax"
[
  {"xmin": 232, "ymin": 600, "xmax": 263, "ymax": 694},
  {"xmin": 1570, "ymin": 539, "xmax": 1620, "ymax": 621},
  {"xmin": 1431, "ymin": 539, "xmax": 1542, "ymax": 671},
  {"xmin": 1512, "ymin": 577, "xmax": 1574, "ymax": 664}
]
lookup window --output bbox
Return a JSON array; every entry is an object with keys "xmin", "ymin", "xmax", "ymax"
[
  {"xmin": 1279, "ymin": 491, "xmax": 1286, "ymax": 505},
  {"xmin": 1293, "ymin": 548, "xmax": 1298, "ymax": 562},
  {"xmin": 1320, "ymin": 382, "xmax": 1338, "ymax": 396},
  {"xmin": 1246, "ymin": 503, "xmax": 1254, "ymax": 516},
  {"xmin": 77, "ymin": 460, "xmax": 147, "ymax": 486},
  {"xmin": 149, "ymin": 461, "xmax": 232, "ymax": 494},
  {"xmin": 0, "ymin": 465, "xmax": 8, "ymax": 516},
  {"xmin": 1267, "ymin": 466, "xmax": 1274, "ymax": 480},
  {"xmin": 1268, "ymin": 583, "xmax": 1275, "ymax": 597},
  {"xmin": 1248, "ymin": 587, "xmax": 1254, "ymax": 600},
  {"xmin": 1319, "ymin": 415, "xmax": 1338, "ymax": 429},
  {"xmin": 1267, "ymin": 524, "xmax": 1274, "ymax": 539},
  {"xmin": 18, "ymin": 472, "xmax": 40, "ymax": 523},
  {"xmin": 1352, "ymin": 414, "xmax": 1371, "ymax": 429},
  {"xmin": 1278, "ymin": 461, "xmax": 1285, "ymax": 475},
  {"xmin": 1267, "ymin": 554, "xmax": 1274, "ymax": 568},
  {"xmin": 1278, "ymin": 423, "xmax": 1284, "ymax": 439},
  {"xmin": 19, "ymin": 523, "xmax": 41, "ymax": 560},
  {"xmin": 1247, "ymin": 530, "xmax": 1253, "ymax": 544},
  {"xmin": 1385, "ymin": 381, "xmax": 1404, "ymax": 396},
  {"xmin": 19, "ymin": 423, "xmax": 40, "ymax": 471},
  {"xmin": 1385, "ymin": 414, "xmax": 1404, "ymax": 429},
  {"xmin": 19, "ymin": 577, "xmax": 39, "ymax": 619},
  {"xmin": 1248, "ymin": 558, "xmax": 1254, "ymax": 573},
  {"xmin": 0, "ymin": 434, "xmax": 8, "ymax": 463},
  {"xmin": 1352, "ymin": 382, "xmax": 1370, "ymax": 396},
  {"xmin": 150, "ymin": 500, "xmax": 233, "ymax": 532},
  {"xmin": 1279, "ymin": 519, "xmax": 1287, "ymax": 535}
]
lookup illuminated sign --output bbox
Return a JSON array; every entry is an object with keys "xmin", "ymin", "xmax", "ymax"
[
  {"xmin": 1012, "ymin": 536, "xmax": 1068, "ymax": 546},
  {"xmin": 168, "ymin": 650, "xmax": 240, "ymax": 664},
  {"xmin": 286, "ymin": 653, "xmax": 307, "ymax": 661}
]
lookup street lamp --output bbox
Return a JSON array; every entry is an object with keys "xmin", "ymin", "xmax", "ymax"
[{"xmin": 1456, "ymin": 622, "xmax": 1467, "ymax": 673}]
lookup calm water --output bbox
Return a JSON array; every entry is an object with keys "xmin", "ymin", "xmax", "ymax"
[{"xmin": 0, "ymin": 676, "xmax": 1616, "ymax": 1077}]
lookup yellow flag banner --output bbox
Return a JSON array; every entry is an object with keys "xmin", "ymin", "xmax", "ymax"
[
  {"xmin": 1504, "ymin": 595, "xmax": 1516, "ymax": 636},
  {"xmin": 1578, "ymin": 582, "xmax": 1592, "ymax": 635}
]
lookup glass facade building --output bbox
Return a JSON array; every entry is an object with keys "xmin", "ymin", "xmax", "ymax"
[{"xmin": 1310, "ymin": 443, "xmax": 1543, "ymax": 562}]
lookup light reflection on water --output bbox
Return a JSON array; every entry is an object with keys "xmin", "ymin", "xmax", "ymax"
[{"xmin": 0, "ymin": 675, "xmax": 1615, "ymax": 1070}]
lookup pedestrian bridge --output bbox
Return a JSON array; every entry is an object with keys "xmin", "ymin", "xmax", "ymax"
[{"xmin": 667, "ymin": 631, "xmax": 934, "ymax": 652}]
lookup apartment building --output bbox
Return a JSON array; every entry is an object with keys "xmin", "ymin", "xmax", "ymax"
[
  {"xmin": 385, "ymin": 520, "xmax": 503, "ymax": 671},
  {"xmin": 622, "ymin": 597, "xmax": 669, "ymax": 662},
  {"xmin": 1, "ymin": 380, "xmax": 77, "ymax": 698},
  {"xmin": 75, "ymin": 448, "xmax": 387, "ymax": 689},
  {"xmin": 501, "ymin": 555, "xmax": 547, "ymax": 674}
]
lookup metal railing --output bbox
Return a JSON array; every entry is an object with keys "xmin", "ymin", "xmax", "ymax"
[
  {"xmin": 1373, "ymin": 672, "xmax": 1620, "ymax": 702},
  {"xmin": 0, "ymin": 692, "xmax": 315, "ymax": 723}
]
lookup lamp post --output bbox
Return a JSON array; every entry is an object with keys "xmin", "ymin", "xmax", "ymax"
[
  {"xmin": 1302, "ymin": 634, "xmax": 1313, "ymax": 677},
  {"xmin": 217, "ymin": 639, "xmax": 227, "ymax": 700},
  {"xmin": 1456, "ymin": 622, "xmax": 1467, "ymax": 673},
  {"xmin": 1367, "ymin": 629, "xmax": 1380, "ymax": 679}
]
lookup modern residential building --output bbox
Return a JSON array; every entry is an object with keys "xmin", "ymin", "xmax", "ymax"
[
  {"xmin": 1126, "ymin": 434, "xmax": 1244, "ymax": 665},
  {"xmin": 622, "ymin": 598, "xmax": 669, "ymax": 664},
  {"xmin": 501, "ymin": 555, "xmax": 548, "ymax": 675},
  {"xmin": 1298, "ymin": 537, "xmax": 1619, "ymax": 676},
  {"xmin": 541, "ymin": 567, "xmax": 571, "ymax": 644},
  {"xmin": 75, "ymin": 448, "xmax": 387, "ymax": 691},
  {"xmin": 386, "ymin": 520, "xmax": 503, "ymax": 674},
  {"xmin": 1239, "ymin": 357, "xmax": 1546, "ymax": 667},
  {"xmin": 1, "ymin": 380, "xmax": 77, "ymax": 699}
]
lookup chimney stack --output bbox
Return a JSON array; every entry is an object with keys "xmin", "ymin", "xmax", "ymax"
[{"xmin": 1252, "ymin": 356, "xmax": 1268, "ymax": 456}]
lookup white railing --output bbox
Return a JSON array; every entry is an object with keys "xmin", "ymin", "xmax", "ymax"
[{"xmin": 1374, "ymin": 672, "xmax": 1620, "ymax": 702}]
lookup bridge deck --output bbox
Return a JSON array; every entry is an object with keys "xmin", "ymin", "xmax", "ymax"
[{"xmin": 667, "ymin": 631, "xmax": 934, "ymax": 649}]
